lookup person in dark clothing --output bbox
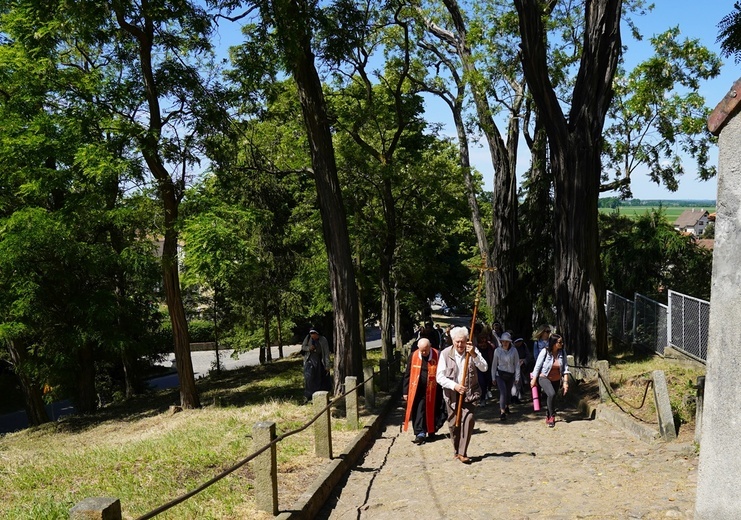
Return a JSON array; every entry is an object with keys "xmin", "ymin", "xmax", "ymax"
[{"xmin": 301, "ymin": 328, "xmax": 331, "ymax": 402}]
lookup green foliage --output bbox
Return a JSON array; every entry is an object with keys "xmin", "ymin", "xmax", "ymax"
[
  {"xmin": 603, "ymin": 28, "xmax": 721, "ymax": 195},
  {"xmin": 600, "ymin": 209, "xmax": 712, "ymax": 301},
  {"xmin": 718, "ymin": 2, "xmax": 741, "ymax": 63}
]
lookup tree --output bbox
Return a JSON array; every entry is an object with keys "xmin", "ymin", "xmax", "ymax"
[
  {"xmin": 602, "ymin": 28, "xmax": 721, "ymax": 196},
  {"xmin": 718, "ymin": 2, "xmax": 741, "ymax": 63},
  {"xmin": 515, "ymin": 0, "xmax": 623, "ymax": 362},
  {"xmin": 600, "ymin": 209, "xmax": 712, "ymax": 301},
  {"xmin": 261, "ymin": 0, "xmax": 362, "ymax": 391}
]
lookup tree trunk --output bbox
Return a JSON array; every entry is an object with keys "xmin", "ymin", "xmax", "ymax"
[
  {"xmin": 451, "ymin": 101, "xmax": 496, "ymax": 313},
  {"xmin": 75, "ymin": 341, "xmax": 97, "ymax": 414},
  {"xmin": 379, "ymin": 177, "xmax": 397, "ymax": 361},
  {"xmin": 519, "ymin": 114, "xmax": 554, "ymax": 334},
  {"xmin": 213, "ymin": 287, "xmax": 221, "ymax": 372},
  {"xmin": 515, "ymin": 0, "xmax": 621, "ymax": 362},
  {"xmin": 276, "ymin": 303, "xmax": 284, "ymax": 359},
  {"xmin": 161, "ymin": 209, "xmax": 200, "ymax": 408},
  {"xmin": 393, "ymin": 281, "xmax": 403, "ymax": 353},
  {"xmin": 441, "ymin": 0, "xmax": 519, "ymax": 323},
  {"xmin": 114, "ymin": 6, "xmax": 200, "ymax": 409},
  {"xmin": 6, "ymin": 340, "xmax": 49, "ymax": 426},
  {"xmin": 263, "ymin": 301, "xmax": 272, "ymax": 363},
  {"xmin": 269, "ymin": 0, "xmax": 362, "ymax": 392}
]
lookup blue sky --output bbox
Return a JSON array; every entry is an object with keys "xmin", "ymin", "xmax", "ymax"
[{"xmin": 416, "ymin": 1, "xmax": 738, "ymax": 201}]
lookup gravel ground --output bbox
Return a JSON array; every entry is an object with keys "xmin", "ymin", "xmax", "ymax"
[{"xmin": 318, "ymin": 392, "xmax": 697, "ymax": 520}]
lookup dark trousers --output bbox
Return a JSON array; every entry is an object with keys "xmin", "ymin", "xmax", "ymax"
[
  {"xmin": 496, "ymin": 371, "xmax": 515, "ymax": 411},
  {"xmin": 411, "ymin": 382, "xmax": 428, "ymax": 435},
  {"xmin": 538, "ymin": 376, "xmax": 561, "ymax": 417},
  {"xmin": 445, "ymin": 400, "xmax": 476, "ymax": 457}
]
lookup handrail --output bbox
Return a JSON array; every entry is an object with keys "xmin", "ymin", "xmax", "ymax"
[{"xmin": 135, "ymin": 373, "xmax": 374, "ymax": 520}]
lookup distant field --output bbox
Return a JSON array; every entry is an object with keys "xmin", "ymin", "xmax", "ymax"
[{"xmin": 599, "ymin": 206, "xmax": 716, "ymax": 223}]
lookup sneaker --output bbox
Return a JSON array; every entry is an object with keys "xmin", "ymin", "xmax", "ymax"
[
  {"xmin": 500, "ymin": 413, "xmax": 506, "ymax": 421},
  {"xmin": 480, "ymin": 399, "xmax": 487, "ymax": 407},
  {"xmin": 547, "ymin": 416, "xmax": 555, "ymax": 428},
  {"xmin": 413, "ymin": 433, "xmax": 426, "ymax": 444},
  {"xmin": 486, "ymin": 390, "xmax": 493, "ymax": 399}
]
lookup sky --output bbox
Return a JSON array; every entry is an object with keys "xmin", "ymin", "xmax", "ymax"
[{"xmin": 418, "ymin": 1, "xmax": 739, "ymax": 202}]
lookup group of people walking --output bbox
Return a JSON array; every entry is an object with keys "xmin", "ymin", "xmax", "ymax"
[{"xmin": 402, "ymin": 321, "xmax": 570, "ymax": 463}]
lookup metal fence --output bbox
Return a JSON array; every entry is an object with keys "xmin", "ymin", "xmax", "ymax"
[
  {"xmin": 604, "ymin": 289, "xmax": 708, "ymax": 364},
  {"xmin": 633, "ymin": 293, "xmax": 668, "ymax": 356},
  {"xmin": 668, "ymin": 289, "xmax": 709, "ymax": 363},
  {"xmin": 606, "ymin": 290, "xmax": 634, "ymax": 345}
]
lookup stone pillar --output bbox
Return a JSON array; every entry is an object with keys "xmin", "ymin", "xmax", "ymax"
[
  {"xmin": 651, "ymin": 370, "xmax": 677, "ymax": 441},
  {"xmin": 345, "ymin": 376, "xmax": 359, "ymax": 429},
  {"xmin": 697, "ymin": 83, "xmax": 741, "ymax": 519},
  {"xmin": 596, "ymin": 360, "xmax": 610, "ymax": 402},
  {"xmin": 313, "ymin": 390, "xmax": 332, "ymax": 459},
  {"xmin": 253, "ymin": 421, "xmax": 278, "ymax": 515},
  {"xmin": 363, "ymin": 366, "xmax": 375, "ymax": 411},
  {"xmin": 70, "ymin": 497, "xmax": 121, "ymax": 520}
]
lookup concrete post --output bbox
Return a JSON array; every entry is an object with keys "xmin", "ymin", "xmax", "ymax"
[
  {"xmin": 253, "ymin": 421, "xmax": 278, "ymax": 515},
  {"xmin": 363, "ymin": 366, "xmax": 375, "ymax": 411},
  {"xmin": 566, "ymin": 355, "xmax": 579, "ymax": 380},
  {"xmin": 651, "ymin": 370, "xmax": 677, "ymax": 441},
  {"xmin": 70, "ymin": 497, "xmax": 121, "ymax": 520},
  {"xmin": 379, "ymin": 359, "xmax": 389, "ymax": 392},
  {"xmin": 313, "ymin": 390, "xmax": 332, "ymax": 459},
  {"xmin": 697, "ymin": 86, "xmax": 741, "ymax": 519},
  {"xmin": 596, "ymin": 360, "xmax": 610, "ymax": 402},
  {"xmin": 345, "ymin": 376, "xmax": 359, "ymax": 429},
  {"xmin": 695, "ymin": 376, "xmax": 705, "ymax": 445}
]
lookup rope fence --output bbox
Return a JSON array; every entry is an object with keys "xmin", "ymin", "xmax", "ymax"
[{"xmin": 70, "ymin": 367, "xmax": 382, "ymax": 520}]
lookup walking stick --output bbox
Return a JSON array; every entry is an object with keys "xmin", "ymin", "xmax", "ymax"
[{"xmin": 454, "ymin": 260, "xmax": 495, "ymax": 429}]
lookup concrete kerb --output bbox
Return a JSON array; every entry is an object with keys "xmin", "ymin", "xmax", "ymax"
[
  {"xmin": 276, "ymin": 380, "xmax": 402, "ymax": 520},
  {"xmin": 577, "ymin": 396, "xmax": 661, "ymax": 444}
]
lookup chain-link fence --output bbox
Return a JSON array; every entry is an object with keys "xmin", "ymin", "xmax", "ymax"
[
  {"xmin": 606, "ymin": 290, "xmax": 634, "ymax": 345},
  {"xmin": 633, "ymin": 293, "xmax": 668, "ymax": 356},
  {"xmin": 668, "ymin": 289, "xmax": 709, "ymax": 363}
]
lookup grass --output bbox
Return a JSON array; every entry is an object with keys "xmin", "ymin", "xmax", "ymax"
[
  {"xmin": 0, "ymin": 352, "xmax": 374, "ymax": 520},
  {"xmin": 599, "ymin": 206, "xmax": 716, "ymax": 223},
  {"xmin": 581, "ymin": 348, "xmax": 706, "ymax": 442}
]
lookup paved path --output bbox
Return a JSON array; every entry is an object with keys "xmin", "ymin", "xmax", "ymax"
[{"xmin": 318, "ymin": 394, "xmax": 698, "ymax": 519}]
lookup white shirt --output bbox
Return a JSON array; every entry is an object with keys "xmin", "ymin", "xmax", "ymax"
[
  {"xmin": 491, "ymin": 346, "xmax": 520, "ymax": 382},
  {"xmin": 436, "ymin": 346, "xmax": 488, "ymax": 391}
]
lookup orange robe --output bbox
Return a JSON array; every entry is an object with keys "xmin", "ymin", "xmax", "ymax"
[{"xmin": 403, "ymin": 348, "xmax": 439, "ymax": 433}]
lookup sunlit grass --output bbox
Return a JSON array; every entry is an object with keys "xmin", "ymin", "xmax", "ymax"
[{"xmin": 0, "ymin": 354, "xmax": 375, "ymax": 519}]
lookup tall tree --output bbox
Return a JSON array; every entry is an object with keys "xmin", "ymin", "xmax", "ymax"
[
  {"xmin": 263, "ymin": 0, "xmax": 362, "ymax": 390},
  {"xmin": 515, "ymin": 0, "xmax": 623, "ymax": 362}
]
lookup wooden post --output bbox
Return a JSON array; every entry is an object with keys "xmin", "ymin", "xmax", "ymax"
[
  {"xmin": 313, "ymin": 391, "xmax": 332, "ymax": 458},
  {"xmin": 345, "ymin": 376, "xmax": 359, "ymax": 429},
  {"xmin": 253, "ymin": 421, "xmax": 278, "ymax": 515},
  {"xmin": 70, "ymin": 498, "xmax": 121, "ymax": 520},
  {"xmin": 363, "ymin": 366, "xmax": 375, "ymax": 411}
]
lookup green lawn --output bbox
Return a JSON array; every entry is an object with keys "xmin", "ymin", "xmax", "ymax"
[{"xmin": 599, "ymin": 206, "xmax": 716, "ymax": 223}]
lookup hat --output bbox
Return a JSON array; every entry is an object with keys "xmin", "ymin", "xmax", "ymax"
[
  {"xmin": 500, "ymin": 332, "xmax": 512, "ymax": 342},
  {"xmin": 309, "ymin": 328, "xmax": 319, "ymax": 334},
  {"xmin": 513, "ymin": 337, "xmax": 524, "ymax": 343}
]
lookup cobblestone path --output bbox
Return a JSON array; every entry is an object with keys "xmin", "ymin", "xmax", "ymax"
[{"xmin": 318, "ymin": 394, "xmax": 697, "ymax": 519}]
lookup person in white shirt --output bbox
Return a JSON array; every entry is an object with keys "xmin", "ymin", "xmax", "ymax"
[
  {"xmin": 436, "ymin": 326, "xmax": 488, "ymax": 463},
  {"xmin": 491, "ymin": 332, "xmax": 520, "ymax": 421}
]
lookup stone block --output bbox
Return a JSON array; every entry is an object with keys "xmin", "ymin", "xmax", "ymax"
[
  {"xmin": 313, "ymin": 391, "xmax": 332, "ymax": 459},
  {"xmin": 70, "ymin": 497, "xmax": 121, "ymax": 520},
  {"xmin": 253, "ymin": 421, "xmax": 278, "ymax": 515}
]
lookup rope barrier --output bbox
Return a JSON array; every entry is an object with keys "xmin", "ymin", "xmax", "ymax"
[
  {"xmin": 135, "ymin": 372, "xmax": 375, "ymax": 520},
  {"xmin": 571, "ymin": 364, "xmax": 656, "ymax": 424}
]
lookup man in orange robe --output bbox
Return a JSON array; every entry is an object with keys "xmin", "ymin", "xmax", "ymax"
[{"xmin": 402, "ymin": 338, "xmax": 442, "ymax": 444}]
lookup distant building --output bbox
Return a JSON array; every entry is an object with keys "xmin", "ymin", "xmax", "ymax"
[{"xmin": 673, "ymin": 209, "xmax": 710, "ymax": 236}]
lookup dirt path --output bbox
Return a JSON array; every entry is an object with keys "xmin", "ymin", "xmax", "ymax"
[{"xmin": 317, "ymin": 394, "xmax": 697, "ymax": 519}]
